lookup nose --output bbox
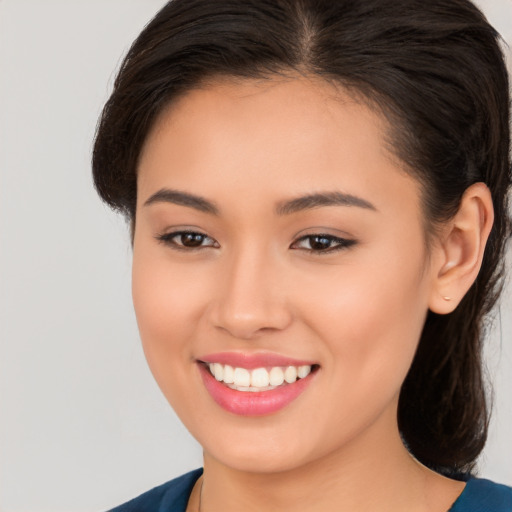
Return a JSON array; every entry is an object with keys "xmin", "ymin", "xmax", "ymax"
[{"xmin": 209, "ymin": 245, "xmax": 293, "ymax": 340}]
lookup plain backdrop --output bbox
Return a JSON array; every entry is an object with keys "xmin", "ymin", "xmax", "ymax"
[{"xmin": 0, "ymin": 1, "xmax": 511, "ymax": 511}]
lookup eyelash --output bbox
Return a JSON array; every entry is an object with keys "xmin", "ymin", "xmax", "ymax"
[
  {"xmin": 291, "ymin": 234, "xmax": 357, "ymax": 253},
  {"xmin": 156, "ymin": 230, "xmax": 356, "ymax": 254},
  {"xmin": 156, "ymin": 230, "xmax": 219, "ymax": 251}
]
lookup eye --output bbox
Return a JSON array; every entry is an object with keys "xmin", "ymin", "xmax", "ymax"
[
  {"xmin": 156, "ymin": 230, "xmax": 219, "ymax": 250},
  {"xmin": 291, "ymin": 234, "xmax": 356, "ymax": 254}
]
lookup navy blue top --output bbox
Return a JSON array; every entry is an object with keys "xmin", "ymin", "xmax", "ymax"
[
  {"xmin": 449, "ymin": 478, "xmax": 512, "ymax": 511},
  {"xmin": 108, "ymin": 468, "xmax": 512, "ymax": 511}
]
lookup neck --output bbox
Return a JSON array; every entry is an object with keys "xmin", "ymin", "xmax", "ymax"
[{"xmin": 198, "ymin": 407, "xmax": 463, "ymax": 512}]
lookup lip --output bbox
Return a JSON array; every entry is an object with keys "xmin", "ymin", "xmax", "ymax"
[
  {"xmin": 197, "ymin": 356, "xmax": 318, "ymax": 416},
  {"xmin": 198, "ymin": 351, "xmax": 316, "ymax": 370}
]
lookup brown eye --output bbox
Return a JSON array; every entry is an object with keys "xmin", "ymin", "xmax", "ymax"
[
  {"xmin": 309, "ymin": 236, "xmax": 335, "ymax": 251},
  {"xmin": 291, "ymin": 234, "xmax": 356, "ymax": 253},
  {"xmin": 180, "ymin": 233, "xmax": 206, "ymax": 247},
  {"xmin": 156, "ymin": 230, "xmax": 219, "ymax": 250}
]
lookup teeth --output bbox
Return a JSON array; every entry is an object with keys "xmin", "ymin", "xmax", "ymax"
[
  {"xmin": 269, "ymin": 367, "xmax": 284, "ymax": 386},
  {"xmin": 284, "ymin": 366, "xmax": 297, "ymax": 383},
  {"xmin": 233, "ymin": 367, "xmax": 251, "ymax": 387},
  {"xmin": 223, "ymin": 365, "xmax": 234, "ymax": 384},
  {"xmin": 251, "ymin": 368, "xmax": 270, "ymax": 387},
  {"xmin": 207, "ymin": 363, "xmax": 313, "ymax": 391},
  {"xmin": 298, "ymin": 365, "xmax": 311, "ymax": 378},
  {"xmin": 213, "ymin": 363, "xmax": 224, "ymax": 381}
]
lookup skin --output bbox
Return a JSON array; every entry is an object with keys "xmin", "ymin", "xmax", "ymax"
[{"xmin": 132, "ymin": 76, "xmax": 493, "ymax": 511}]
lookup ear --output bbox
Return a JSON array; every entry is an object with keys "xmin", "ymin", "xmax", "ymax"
[{"xmin": 428, "ymin": 183, "xmax": 494, "ymax": 314}]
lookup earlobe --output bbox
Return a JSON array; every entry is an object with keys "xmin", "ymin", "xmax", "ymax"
[{"xmin": 428, "ymin": 183, "xmax": 494, "ymax": 314}]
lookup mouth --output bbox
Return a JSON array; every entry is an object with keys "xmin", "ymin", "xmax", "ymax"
[
  {"xmin": 204, "ymin": 361, "xmax": 315, "ymax": 391},
  {"xmin": 197, "ymin": 354, "xmax": 319, "ymax": 416}
]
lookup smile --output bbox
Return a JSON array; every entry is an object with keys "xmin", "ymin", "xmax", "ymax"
[
  {"xmin": 207, "ymin": 363, "xmax": 312, "ymax": 391},
  {"xmin": 197, "ymin": 353, "xmax": 319, "ymax": 416}
]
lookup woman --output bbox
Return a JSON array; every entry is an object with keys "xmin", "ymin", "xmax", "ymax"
[{"xmin": 92, "ymin": 0, "xmax": 512, "ymax": 510}]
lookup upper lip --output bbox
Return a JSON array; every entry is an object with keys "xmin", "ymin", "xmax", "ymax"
[{"xmin": 197, "ymin": 351, "xmax": 317, "ymax": 369}]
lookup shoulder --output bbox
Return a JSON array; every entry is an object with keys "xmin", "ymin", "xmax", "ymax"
[
  {"xmin": 450, "ymin": 478, "xmax": 512, "ymax": 512},
  {"xmin": 107, "ymin": 468, "xmax": 203, "ymax": 512}
]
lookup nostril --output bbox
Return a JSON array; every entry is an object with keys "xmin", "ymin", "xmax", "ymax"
[{"xmin": 212, "ymin": 312, "xmax": 292, "ymax": 340}]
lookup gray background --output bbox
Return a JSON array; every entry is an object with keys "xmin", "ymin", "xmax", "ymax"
[{"xmin": 0, "ymin": 1, "xmax": 510, "ymax": 511}]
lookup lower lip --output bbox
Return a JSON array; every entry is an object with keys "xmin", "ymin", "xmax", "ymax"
[{"xmin": 198, "ymin": 363, "xmax": 316, "ymax": 416}]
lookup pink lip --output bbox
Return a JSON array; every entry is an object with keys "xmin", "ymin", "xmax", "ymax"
[
  {"xmin": 198, "ymin": 351, "xmax": 316, "ymax": 369},
  {"xmin": 197, "ymin": 358, "xmax": 317, "ymax": 417}
]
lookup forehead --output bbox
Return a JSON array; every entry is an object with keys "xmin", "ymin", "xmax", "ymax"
[
  {"xmin": 146, "ymin": 76, "xmax": 391, "ymax": 154},
  {"xmin": 137, "ymin": 76, "xmax": 420, "ymax": 218}
]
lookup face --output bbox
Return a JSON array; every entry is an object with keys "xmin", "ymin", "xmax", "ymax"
[{"xmin": 132, "ymin": 77, "xmax": 437, "ymax": 473}]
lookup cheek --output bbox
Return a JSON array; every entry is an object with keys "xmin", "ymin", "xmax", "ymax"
[
  {"xmin": 131, "ymin": 250, "xmax": 211, "ymax": 421},
  {"xmin": 288, "ymin": 266, "xmax": 428, "ymax": 452},
  {"xmin": 131, "ymin": 245, "xmax": 206, "ymax": 376},
  {"xmin": 297, "ymin": 251, "xmax": 428, "ymax": 397}
]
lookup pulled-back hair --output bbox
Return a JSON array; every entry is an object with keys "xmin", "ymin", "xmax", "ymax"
[{"xmin": 92, "ymin": 0, "xmax": 511, "ymax": 477}]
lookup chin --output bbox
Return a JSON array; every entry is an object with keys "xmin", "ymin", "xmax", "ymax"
[
  {"xmin": 205, "ymin": 441, "xmax": 315, "ymax": 474},
  {"xmin": 189, "ymin": 413, "xmax": 337, "ymax": 475}
]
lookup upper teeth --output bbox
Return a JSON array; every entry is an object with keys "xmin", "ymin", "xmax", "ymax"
[{"xmin": 208, "ymin": 363, "xmax": 312, "ymax": 391}]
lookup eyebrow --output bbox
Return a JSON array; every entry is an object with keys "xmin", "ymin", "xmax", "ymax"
[
  {"xmin": 143, "ymin": 188, "xmax": 376, "ymax": 215},
  {"xmin": 143, "ymin": 188, "xmax": 219, "ymax": 215},
  {"xmin": 276, "ymin": 191, "xmax": 376, "ymax": 215}
]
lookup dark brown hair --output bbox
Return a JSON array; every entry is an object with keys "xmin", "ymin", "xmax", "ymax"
[{"xmin": 92, "ymin": 0, "xmax": 511, "ymax": 477}]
